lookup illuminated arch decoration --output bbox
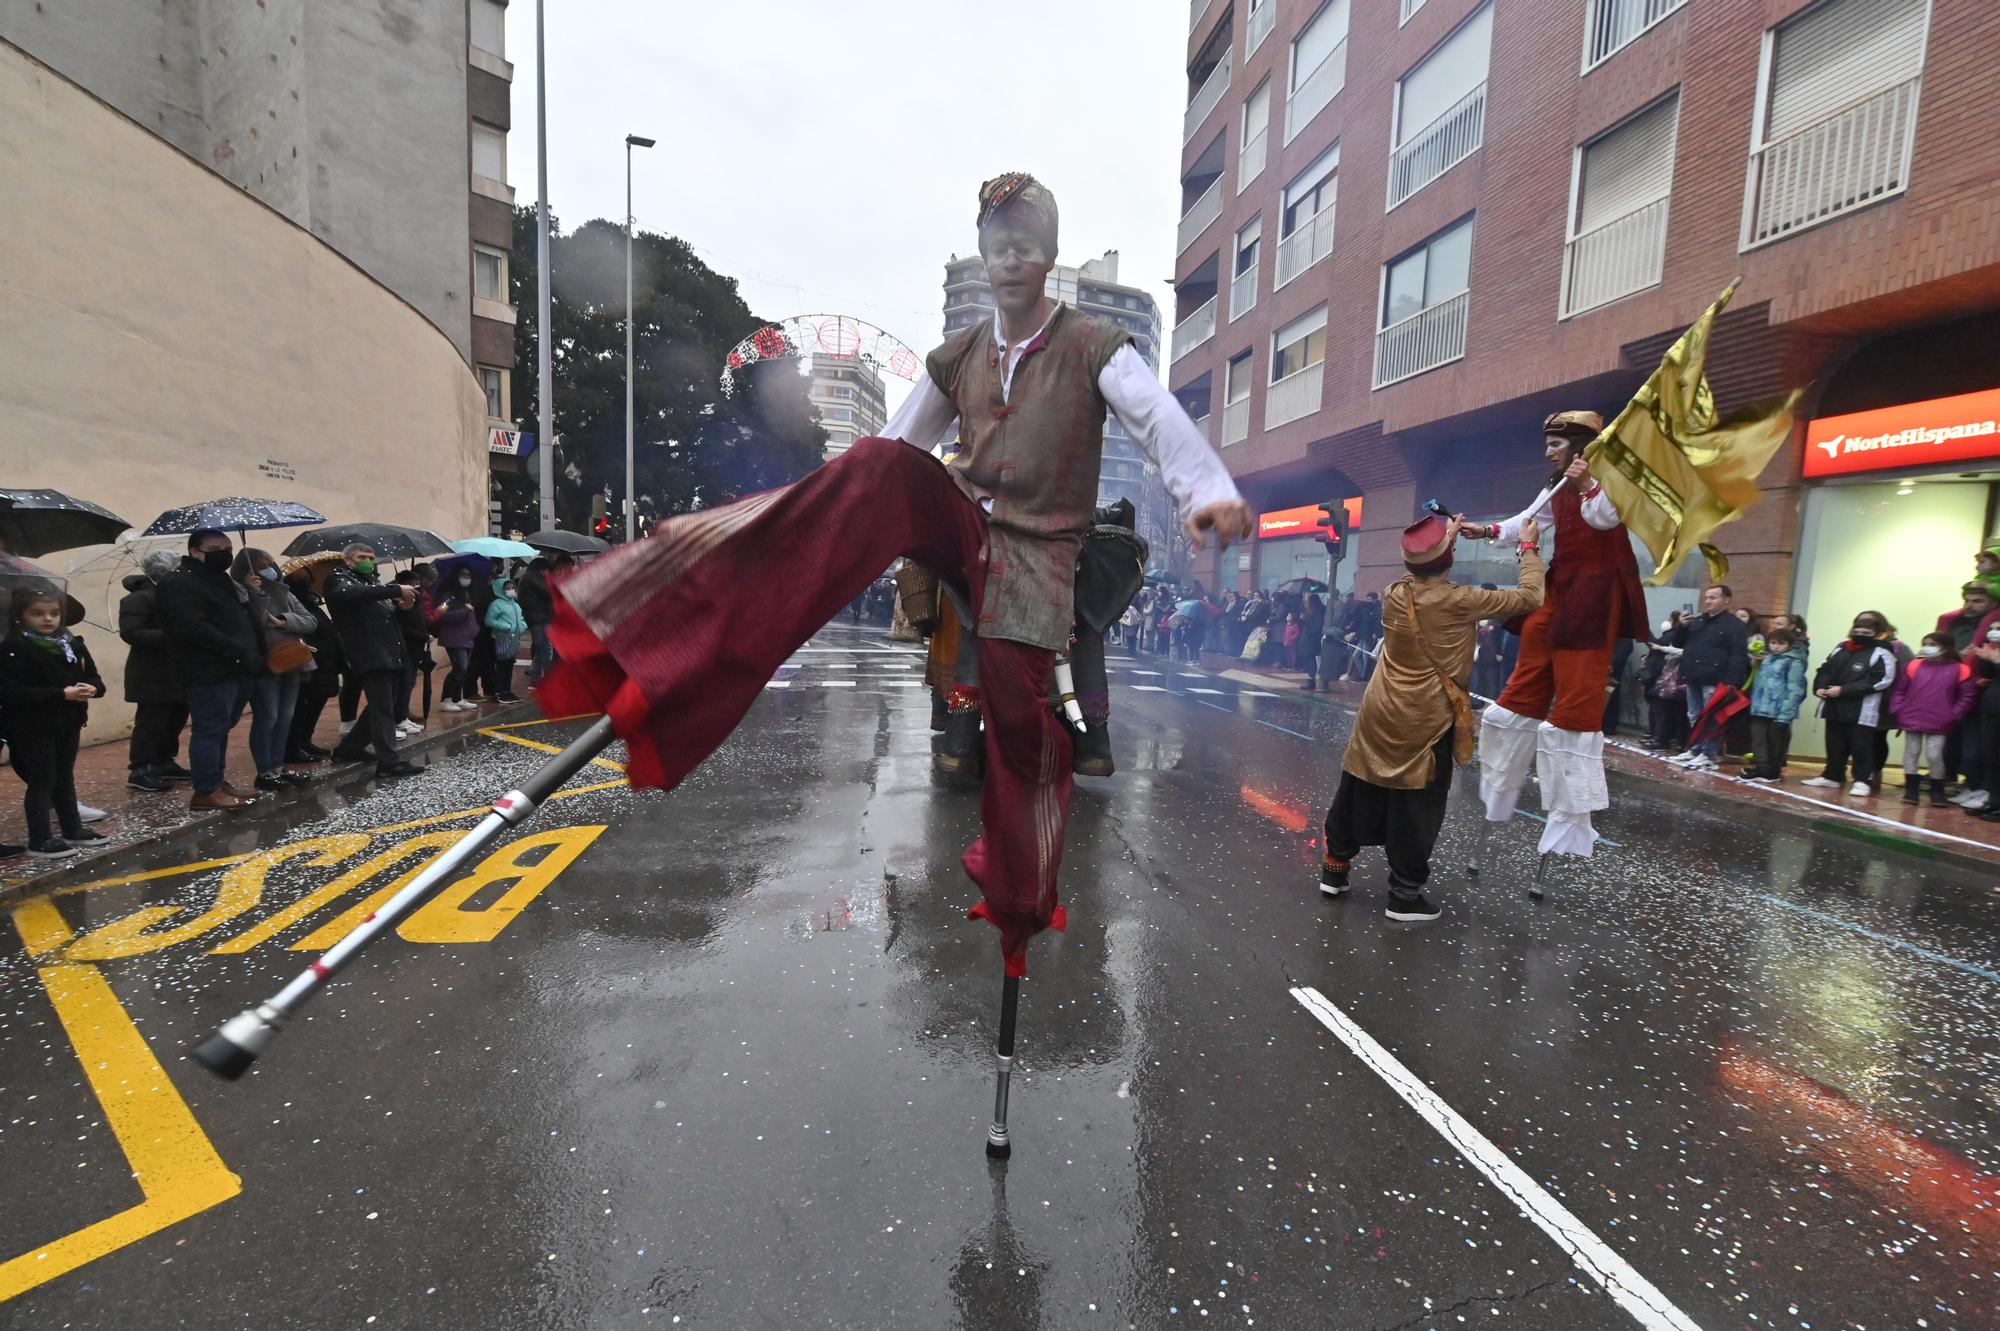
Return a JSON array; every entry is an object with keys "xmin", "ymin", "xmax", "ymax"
[{"xmin": 720, "ymin": 314, "xmax": 923, "ymax": 395}]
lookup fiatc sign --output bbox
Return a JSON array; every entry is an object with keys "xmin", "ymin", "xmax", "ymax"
[{"xmin": 1803, "ymin": 387, "xmax": 2000, "ymax": 479}]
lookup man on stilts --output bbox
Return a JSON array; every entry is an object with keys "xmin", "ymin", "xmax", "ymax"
[
  {"xmin": 1467, "ymin": 411, "xmax": 1650, "ymax": 890},
  {"xmin": 1320, "ymin": 513, "xmax": 1544, "ymax": 921},
  {"xmin": 541, "ymin": 172, "xmax": 1251, "ymax": 975}
]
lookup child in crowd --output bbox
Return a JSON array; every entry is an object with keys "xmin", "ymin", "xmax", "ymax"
[
  {"xmin": 1281, "ymin": 612, "xmax": 1302, "ymax": 670},
  {"xmin": 1890, "ymin": 632, "xmax": 1978, "ymax": 805},
  {"xmin": 0, "ymin": 590, "xmax": 107, "ymax": 859},
  {"xmin": 1977, "ymin": 545, "xmax": 2000, "ymax": 603},
  {"xmin": 1742, "ymin": 625, "xmax": 1807, "ymax": 783},
  {"xmin": 484, "ymin": 577, "xmax": 527, "ymax": 703},
  {"xmin": 1802, "ymin": 611, "xmax": 1898, "ymax": 797}
]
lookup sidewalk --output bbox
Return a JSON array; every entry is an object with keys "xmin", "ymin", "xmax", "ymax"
[
  {"xmin": 1170, "ymin": 646, "xmax": 2000, "ymax": 866},
  {"xmin": 0, "ymin": 690, "xmax": 528, "ymax": 897}
]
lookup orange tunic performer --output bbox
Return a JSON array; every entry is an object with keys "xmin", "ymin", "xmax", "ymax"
[{"xmin": 1468, "ymin": 410, "xmax": 1649, "ymax": 869}]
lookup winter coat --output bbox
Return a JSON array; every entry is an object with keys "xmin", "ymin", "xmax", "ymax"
[
  {"xmin": 397, "ymin": 588, "xmax": 433, "ymax": 653},
  {"xmin": 1889, "ymin": 655, "xmax": 1978, "ymax": 734},
  {"xmin": 1934, "ymin": 606, "xmax": 2000, "ymax": 654},
  {"xmin": 290, "ymin": 582, "xmax": 345, "ymax": 686},
  {"xmin": 242, "ymin": 574, "xmax": 319, "ymax": 676},
  {"xmin": 485, "ymin": 592, "xmax": 527, "ymax": 640},
  {"xmin": 0, "ymin": 632, "xmax": 105, "ymax": 737},
  {"xmin": 1747, "ymin": 643, "xmax": 1808, "ymax": 723},
  {"xmin": 1669, "ymin": 611, "xmax": 1751, "ymax": 688},
  {"xmin": 117, "ymin": 572, "xmax": 183, "ymax": 704},
  {"xmin": 518, "ymin": 564, "xmax": 555, "ymax": 628},
  {"xmin": 155, "ymin": 557, "xmax": 263, "ymax": 684},
  {"xmin": 1812, "ymin": 640, "xmax": 1897, "ymax": 727},
  {"xmin": 429, "ymin": 588, "xmax": 480, "ymax": 651},
  {"xmin": 324, "ymin": 565, "xmax": 407, "ymax": 674}
]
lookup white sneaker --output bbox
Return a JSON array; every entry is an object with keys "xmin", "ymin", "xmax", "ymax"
[
  {"xmin": 1949, "ymin": 788, "xmax": 1983, "ymax": 807},
  {"xmin": 1961, "ymin": 791, "xmax": 1990, "ymax": 811},
  {"xmin": 395, "ymin": 721, "xmax": 419, "ymax": 736},
  {"xmin": 403, "ymin": 721, "xmax": 426, "ymax": 734},
  {"xmin": 1666, "ymin": 749, "xmax": 1699, "ymax": 766},
  {"xmin": 1847, "ymin": 781, "xmax": 1871, "ymax": 797},
  {"xmin": 76, "ymin": 802, "xmax": 108, "ymax": 823},
  {"xmin": 1686, "ymin": 756, "xmax": 1719, "ymax": 773},
  {"xmin": 1799, "ymin": 776, "xmax": 1840, "ymax": 789}
]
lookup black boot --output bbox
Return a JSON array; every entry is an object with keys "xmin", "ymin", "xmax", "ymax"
[
  {"xmin": 1902, "ymin": 777, "xmax": 1922, "ymax": 805},
  {"xmin": 1929, "ymin": 777, "xmax": 1951, "ymax": 806},
  {"xmin": 933, "ymin": 708, "xmax": 983, "ymax": 783},
  {"xmin": 1072, "ymin": 721, "xmax": 1114, "ymax": 778}
]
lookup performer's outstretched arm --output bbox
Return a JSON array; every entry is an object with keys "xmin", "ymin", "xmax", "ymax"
[{"xmin": 1098, "ymin": 346, "xmax": 1253, "ymax": 548}]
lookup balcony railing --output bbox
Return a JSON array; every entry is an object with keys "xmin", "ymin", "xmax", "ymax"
[
  {"xmin": 1223, "ymin": 395, "xmax": 1251, "ymax": 445},
  {"xmin": 1171, "ymin": 295, "xmax": 1218, "ymax": 362},
  {"xmin": 1274, "ymin": 204, "xmax": 1334, "ymax": 289},
  {"xmin": 1561, "ymin": 195, "xmax": 1668, "ymax": 317},
  {"xmin": 1401, "ymin": 0, "xmax": 1428, "ymax": 21},
  {"xmin": 1374, "ymin": 289, "xmax": 1468, "ymax": 387},
  {"xmin": 1238, "ymin": 126, "xmax": 1268, "ymax": 193},
  {"xmin": 1185, "ymin": 51, "xmax": 1233, "ymax": 145},
  {"xmin": 1247, "ymin": 2, "xmax": 1275, "ymax": 55},
  {"xmin": 1386, "ymin": 80, "xmax": 1486, "ymax": 209},
  {"xmin": 1285, "ymin": 39, "xmax": 1345, "ymax": 143},
  {"xmin": 1229, "ymin": 263, "xmax": 1258, "ymax": 322},
  {"xmin": 1177, "ymin": 178, "xmax": 1225, "ymax": 256},
  {"xmin": 1743, "ymin": 77, "xmax": 1920, "ymax": 249},
  {"xmin": 1190, "ymin": 0, "xmax": 1215, "ymax": 33},
  {"xmin": 1265, "ymin": 364, "xmax": 1323, "ymax": 428},
  {"xmin": 1192, "ymin": 413, "xmax": 1214, "ymax": 444}
]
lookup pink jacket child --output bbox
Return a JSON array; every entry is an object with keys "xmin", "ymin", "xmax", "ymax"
[{"xmin": 1889, "ymin": 653, "xmax": 1978, "ymax": 735}]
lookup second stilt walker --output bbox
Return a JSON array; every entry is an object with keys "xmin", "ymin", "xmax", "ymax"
[{"xmin": 1466, "ymin": 411, "xmax": 1651, "ymax": 869}]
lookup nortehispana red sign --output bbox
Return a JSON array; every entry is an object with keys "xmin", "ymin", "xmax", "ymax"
[
  {"xmin": 1257, "ymin": 498, "xmax": 1363, "ymax": 540},
  {"xmin": 1803, "ymin": 387, "xmax": 2000, "ymax": 479}
]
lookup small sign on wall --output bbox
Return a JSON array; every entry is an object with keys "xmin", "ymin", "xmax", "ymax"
[
  {"xmin": 1237, "ymin": 552, "xmax": 1252, "ymax": 571},
  {"xmin": 258, "ymin": 459, "xmax": 297, "ymax": 482}
]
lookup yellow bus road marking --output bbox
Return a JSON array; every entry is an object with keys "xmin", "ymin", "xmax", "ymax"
[
  {"xmin": 0, "ymin": 901, "xmax": 241, "ymax": 1301},
  {"xmin": 0, "ymin": 715, "xmax": 627, "ymax": 1301}
]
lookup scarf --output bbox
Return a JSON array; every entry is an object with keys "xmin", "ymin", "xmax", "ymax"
[{"xmin": 23, "ymin": 629, "xmax": 78, "ymax": 664}]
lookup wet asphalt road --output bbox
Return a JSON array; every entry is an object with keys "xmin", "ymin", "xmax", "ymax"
[{"xmin": 3, "ymin": 621, "xmax": 1997, "ymax": 1330}]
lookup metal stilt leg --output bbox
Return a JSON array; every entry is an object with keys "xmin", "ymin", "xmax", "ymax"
[
  {"xmin": 986, "ymin": 974, "xmax": 1021, "ymax": 1159},
  {"xmin": 1468, "ymin": 820, "xmax": 1494, "ymax": 877},
  {"xmin": 1528, "ymin": 852, "xmax": 1555, "ymax": 901}
]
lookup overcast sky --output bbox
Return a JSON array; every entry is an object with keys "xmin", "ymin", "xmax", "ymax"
[{"xmin": 507, "ymin": 0, "xmax": 1192, "ymax": 410}]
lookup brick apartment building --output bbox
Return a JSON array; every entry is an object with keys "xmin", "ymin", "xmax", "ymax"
[{"xmin": 1169, "ymin": 0, "xmax": 2000, "ymax": 738}]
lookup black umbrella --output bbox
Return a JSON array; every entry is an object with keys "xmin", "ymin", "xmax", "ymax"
[
  {"xmin": 0, "ymin": 488, "xmax": 131, "ymax": 557},
  {"xmin": 1275, "ymin": 576, "xmax": 1330, "ymax": 596},
  {"xmin": 525, "ymin": 528, "xmax": 611, "ymax": 555},
  {"xmin": 282, "ymin": 524, "xmax": 453, "ymax": 562},
  {"xmin": 143, "ymin": 497, "xmax": 326, "ymax": 539},
  {"xmin": 0, "ymin": 552, "xmax": 87, "ymax": 627}
]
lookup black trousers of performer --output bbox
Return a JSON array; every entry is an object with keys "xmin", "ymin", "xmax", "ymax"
[
  {"xmin": 1323, "ymin": 733, "xmax": 1454, "ymax": 901},
  {"xmin": 330, "ymin": 669, "xmax": 402, "ymax": 770},
  {"xmin": 128, "ymin": 699, "xmax": 189, "ymax": 773}
]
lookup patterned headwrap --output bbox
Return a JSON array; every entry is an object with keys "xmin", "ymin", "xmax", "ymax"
[{"xmin": 976, "ymin": 172, "xmax": 1059, "ymax": 255}]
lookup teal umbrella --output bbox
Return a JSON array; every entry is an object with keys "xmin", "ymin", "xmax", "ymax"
[{"xmin": 453, "ymin": 536, "xmax": 538, "ymax": 560}]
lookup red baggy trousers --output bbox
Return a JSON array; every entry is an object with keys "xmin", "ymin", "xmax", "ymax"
[
  {"xmin": 541, "ymin": 436, "xmax": 1072, "ymax": 973},
  {"xmin": 1493, "ymin": 596, "xmax": 1619, "ymax": 733}
]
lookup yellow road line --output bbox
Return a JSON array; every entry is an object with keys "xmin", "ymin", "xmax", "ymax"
[{"xmin": 0, "ymin": 903, "xmax": 241, "ymax": 1302}]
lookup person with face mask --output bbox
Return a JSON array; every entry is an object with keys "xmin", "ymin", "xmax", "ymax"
[
  {"xmin": 1639, "ymin": 611, "xmax": 1689, "ymax": 752},
  {"xmin": 155, "ymin": 528, "xmax": 265, "ymax": 809},
  {"xmin": 1887, "ymin": 632, "xmax": 1977, "ymax": 807},
  {"xmin": 484, "ymin": 577, "xmax": 527, "ymax": 703},
  {"xmin": 1800, "ymin": 612, "xmax": 1898, "ymax": 796},
  {"xmin": 430, "ymin": 564, "xmax": 483, "ymax": 712},
  {"xmin": 118, "ymin": 548, "xmax": 191, "ymax": 792},
  {"xmin": 232, "ymin": 548, "xmax": 318, "ymax": 792},
  {"xmin": 324, "ymin": 543, "xmax": 419, "ymax": 778}
]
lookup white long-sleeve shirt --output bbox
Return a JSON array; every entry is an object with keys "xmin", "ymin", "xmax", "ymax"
[
  {"xmin": 1492, "ymin": 479, "xmax": 1620, "ymax": 553},
  {"xmin": 881, "ymin": 308, "xmax": 1243, "ymax": 520}
]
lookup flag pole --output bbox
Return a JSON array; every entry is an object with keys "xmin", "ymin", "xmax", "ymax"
[{"xmin": 985, "ymin": 974, "xmax": 1021, "ymax": 1159}]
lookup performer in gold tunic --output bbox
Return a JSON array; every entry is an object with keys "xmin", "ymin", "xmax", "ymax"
[{"xmin": 1320, "ymin": 513, "xmax": 1544, "ymax": 921}]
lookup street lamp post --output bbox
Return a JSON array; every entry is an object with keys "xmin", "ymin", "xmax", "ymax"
[
  {"xmin": 624, "ymin": 134, "xmax": 655, "ymax": 544},
  {"xmin": 534, "ymin": 0, "xmax": 554, "ymax": 530}
]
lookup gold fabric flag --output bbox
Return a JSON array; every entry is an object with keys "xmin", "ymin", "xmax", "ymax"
[{"xmin": 1585, "ymin": 280, "xmax": 1799, "ymax": 586}]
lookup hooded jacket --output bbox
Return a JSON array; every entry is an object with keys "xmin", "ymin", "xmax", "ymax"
[
  {"xmin": 1889, "ymin": 654, "xmax": 1978, "ymax": 734},
  {"xmin": 1812, "ymin": 639, "xmax": 1896, "ymax": 727},
  {"xmin": 117, "ymin": 571, "xmax": 183, "ymax": 704},
  {"xmin": 1747, "ymin": 642, "xmax": 1808, "ymax": 723}
]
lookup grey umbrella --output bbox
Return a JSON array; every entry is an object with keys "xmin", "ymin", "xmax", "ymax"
[
  {"xmin": 525, "ymin": 528, "xmax": 611, "ymax": 555},
  {"xmin": 282, "ymin": 523, "xmax": 454, "ymax": 562},
  {"xmin": 0, "ymin": 488, "xmax": 131, "ymax": 557}
]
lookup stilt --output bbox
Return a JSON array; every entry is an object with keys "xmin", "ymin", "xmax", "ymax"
[
  {"xmin": 1528, "ymin": 852, "xmax": 1555, "ymax": 901},
  {"xmin": 986, "ymin": 974, "xmax": 1021, "ymax": 1159},
  {"xmin": 1467, "ymin": 820, "xmax": 1493, "ymax": 877}
]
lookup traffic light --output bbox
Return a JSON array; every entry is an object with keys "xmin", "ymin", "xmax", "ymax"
[
  {"xmin": 589, "ymin": 492, "xmax": 608, "ymax": 538},
  {"xmin": 1315, "ymin": 500, "xmax": 1351, "ymax": 551}
]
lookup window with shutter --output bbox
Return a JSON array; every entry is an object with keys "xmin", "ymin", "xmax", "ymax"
[
  {"xmin": 1396, "ymin": 4, "xmax": 1491, "ymax": 143},
  {"xmin": 1743, "ymin": 0, "xmax": 1929, "ymax": 247},
  {"xmin": 1272, "ymin": 308, "xmax": 1328, "ymax": 381},
  {"xmin": 1564, "ymin": 95, "xmax": 1678, "ymax": 315},
  {"xmin": 1293, "ymin": 1, "xmax": 1350, "ymax": 93}
]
